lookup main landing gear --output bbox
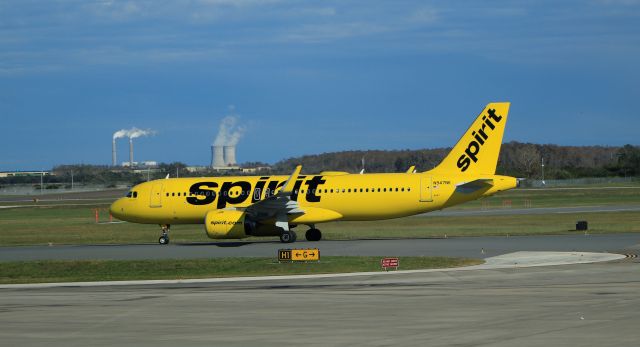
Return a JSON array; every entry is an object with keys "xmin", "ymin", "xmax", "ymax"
[
  {"xmin": 278, "ymin": 226, "xmax": 322, "ymax": 243},
  {"xmin": 305, "ymin": 227, "xmax": 322, "ymax": 242},
  {"xmin": 279, "ymin": 230, "xmax": 297, "ymax": 243},
  {"xmin": 158, "ymin": 224, "xmax": 170, "ymax": 245}
]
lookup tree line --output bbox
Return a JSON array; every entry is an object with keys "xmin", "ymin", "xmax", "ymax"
[
  {"xmin": 272, "ymin": 142, "xmax": 640, "ymax": 179},
  {"xmin": 1, "ymin": 142, "xmax": 638, "ymax": 187}
]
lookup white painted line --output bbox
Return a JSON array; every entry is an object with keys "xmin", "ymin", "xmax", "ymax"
[
  {"xmin": 0, "ymin": 202, "xmax": 112, "ymax": 209},
  {"xmin": 0, "ymin": 252, "xmax": 625, "ymax": 290},
  {"xmin": 555, "ymin": 208, "xmax": 640, "ymax": 214}
]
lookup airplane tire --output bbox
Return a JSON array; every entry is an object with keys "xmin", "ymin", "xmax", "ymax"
[
  {"xmin": 305, "ymin": 228, "xmax": 322, "ymax": 241},
  {"xmin": 159, "ymin": 236, "xmax": 170, "ymax": 245},
  {"xmin": 279, "ymin": 231, "xmax": 296, "ymax": 243}
]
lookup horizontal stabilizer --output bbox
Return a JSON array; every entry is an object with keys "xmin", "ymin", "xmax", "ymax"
[{"xmin": 456, "ymin": 179, "xmax": 494, "ymax": 194}]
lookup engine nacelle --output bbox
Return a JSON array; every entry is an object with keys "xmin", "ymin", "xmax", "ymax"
[{"xmin": 204, "ymin": 210, "xmax": 252, "ymax": 239}]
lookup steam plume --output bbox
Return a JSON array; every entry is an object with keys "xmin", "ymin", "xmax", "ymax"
[
  {"xmin": 213, "ymin": 106, "xmax": 245, "ymax": 146},
  {"xmin": 127, "ymin": 127, "xmax": 156, "ymax": 139},
  {"xmin": 113, "ymin": 129, "xmax": 128, "ymax": 140},
  {"xmin": 112, "ymin": 127, "xmax": 155, "ymax": 140}
]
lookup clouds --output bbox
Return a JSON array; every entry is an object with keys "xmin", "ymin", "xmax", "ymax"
[{"xmin": 1, "ymin": 0, "xmax": 639, "ymax": 75}]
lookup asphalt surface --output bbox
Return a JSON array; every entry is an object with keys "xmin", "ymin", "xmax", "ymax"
[
  {"xmin": 1, "ymin": 233, "xmax": 638, "ymax": 262},
  {"xmin": 1, "ymin": 257, "xmax": 638, "ymax": 346},
  {"xmin": 425, "ymin": 204, "xmax": 640, "ymax": 216}
]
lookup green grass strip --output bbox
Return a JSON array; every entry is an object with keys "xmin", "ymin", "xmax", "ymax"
[{"xmin": 0, "ymin": 256, "xmax": 481, "ymax": 284}]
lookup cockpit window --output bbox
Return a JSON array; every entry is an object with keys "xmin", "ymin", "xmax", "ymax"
[{"xmin": 126, "ymin": 191, "xmax": 133, "ymax": 198}]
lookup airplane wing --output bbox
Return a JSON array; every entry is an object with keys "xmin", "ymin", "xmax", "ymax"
[
  {"xmin": 455, "ymin": 179, "xmax": 494, "ymax": 194},
  {"xmin": 244, "ymin": 165, "xmax": 305, "ymax": 221}
]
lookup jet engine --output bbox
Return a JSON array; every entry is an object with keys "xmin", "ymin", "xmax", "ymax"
[{"xmin": 204, "ymin": 210, "xmax": 252, "ymax": 239}]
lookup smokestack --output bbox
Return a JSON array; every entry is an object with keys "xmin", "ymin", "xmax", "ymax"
[
  {"xmin": 223, "ymin": 145, "xmax": 236, "ymax": 166},
  {"xmin": 212, "ymin": 145, "xmax": 225, "ymax": 168},
  {"xmin": 112, "ymin": 140, "xmax": 117, "ymax": 166},
  {"xmin": 129, "ymin": 137, "xmax": 134, "ymax": 167}
]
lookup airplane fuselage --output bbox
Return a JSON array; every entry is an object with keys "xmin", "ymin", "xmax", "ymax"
[{"xmin": 110, "ymin": 172, "xmax": 516, "ymax": 225}]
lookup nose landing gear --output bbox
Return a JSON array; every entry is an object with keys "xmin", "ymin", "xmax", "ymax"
[{"xmin": 158, "ymin": 224, "xmax": 170, "ymax": 245}]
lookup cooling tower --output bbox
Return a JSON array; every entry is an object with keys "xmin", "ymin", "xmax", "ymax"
[
  {"xmin": 212, "ymin": 145, "xmax": 225, "ymax": 168},
  {"xmin": 223, "ymin": 145, "xmax": 236, "ymax": 166}
]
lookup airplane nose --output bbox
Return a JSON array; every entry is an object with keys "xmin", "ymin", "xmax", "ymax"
[{"xmin": 109, "ymin": 198, "xmax": 126, "ymax": 220}]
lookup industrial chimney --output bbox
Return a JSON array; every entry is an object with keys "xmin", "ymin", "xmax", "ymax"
[
  {"xmin": 212, "ymin": 145, "xmax": 225, "ymax": 168},
  {"xmin": 223, "ymin": 145, "xmax": 236, "ymax": 166},
  {"xmin": 112, "ymin": 139, "xmax": 117, "ymax": 167},
  {"xmin": 129, "ymin": 137, "xmax": 134, "ymax": 167}
]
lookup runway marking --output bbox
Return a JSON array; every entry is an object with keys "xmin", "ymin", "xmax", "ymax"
[{"xmin": 0, "ymin": 252, "xmax": 625, "ymax": 290}]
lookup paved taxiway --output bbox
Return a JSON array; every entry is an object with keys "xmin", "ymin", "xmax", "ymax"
[
  {"xmin": 426, "ymin": 204, "xmax": 640, "ymax": 217},
  {"xmin": 1, "ymin": 233, "xmax": 638, "ymax": 262},
  {"xmin": 1, "ymin": 256, "xmax": 638, "ymax": 346}
]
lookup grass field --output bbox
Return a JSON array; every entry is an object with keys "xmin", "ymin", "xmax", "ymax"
[
  {"xmin": 0, "ymin": 186, "xmax": 639, "ymax": 246},
  {"xmin": 0, "ymin": 256, "xmax": 481, "ymax": 284}
]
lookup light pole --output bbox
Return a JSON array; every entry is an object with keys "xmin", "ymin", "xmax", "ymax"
[
  {"xmin": 70, "ymin": 170, "xmax": 74, "ymax": 190},
  {"xmin": 40, "ymin": 171, "xmax": 44, "ymax": 195},
  {"xmin": 541, "ymin": 157, "xmax": 545, "ymax": 186}
]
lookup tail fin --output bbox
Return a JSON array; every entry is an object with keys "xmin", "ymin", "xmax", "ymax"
[{"xmin": 430, "ymin": 102, "xmax": 510, "ymax": 175}]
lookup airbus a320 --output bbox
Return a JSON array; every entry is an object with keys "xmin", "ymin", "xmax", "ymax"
[{"xmin": 110, "ymin": 102, "xmax": 517, "ymax": 244}]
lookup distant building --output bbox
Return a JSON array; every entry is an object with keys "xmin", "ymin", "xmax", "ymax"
[
  {"xmin": 121, "ymin": 161, "xmax": 158, "ymax": 168},
  {"xmin": 0, "ymin": 170, "xmax": 51, "ymax": 178},
  {"xmin": 185, "ymin": 166, "xmax": 208, "ymax": 173},
  {"xmin": 241, "ymin": 166, "xmax": 271, "ymax": 174}
]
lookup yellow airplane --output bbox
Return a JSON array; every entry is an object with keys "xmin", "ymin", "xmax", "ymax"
[{"xmin": 110, "ymin": 102, "xmax": 517, "ymax": 244}]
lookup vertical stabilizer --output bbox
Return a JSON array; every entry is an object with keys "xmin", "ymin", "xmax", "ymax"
[{"xmin": 430, "ymin": 102, "xmax": 510, "ymax": 175}]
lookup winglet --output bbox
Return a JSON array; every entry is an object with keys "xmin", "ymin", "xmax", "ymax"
[
  {"xmin": 406, "ymin": 165, "xmax": 416, "ymax": 173},
  {"xmin": 279, "ymin": 165, "xmax": 302, "ymax": 195}
]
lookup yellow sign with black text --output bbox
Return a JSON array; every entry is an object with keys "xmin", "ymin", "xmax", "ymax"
[{"xmin": 278, "ymin": 248, "xmax": 320, "ymax": 262}]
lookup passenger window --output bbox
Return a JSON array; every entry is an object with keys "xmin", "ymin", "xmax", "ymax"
[
  {"xmin": 347, "ymin": 189, "xmax": 351, "ymax": 193},
  {"xmin": 330, "ymin": 189, "xmax": 334, "ymax": 193},
  {"xmin": 360, "ymin": 188, "xmax": 363, "ymax": 192},
  {"xmin": 172, "ymin": 192, "xmax": 175, "ymax": 197},
  {"xmin": 401, "ymin": 188, "xmax": 405, "ymax": 192},
  {"xmin": 133, "ymin": 192, "xmax": 138, "ymax": 198},
  {"xmin": 408, "ymin": 188, "xmax": 411, "ymax": 192},
  {"xmin": 165, "ymin": 193, "xmax": 169, "ymax": 197},
  {"xmin": 377, "ymin": 188, "xmax": 381, "ymax": 192},
  {"xmin": 366, "ymin": 188, "xmax": 369, "ymax": 192}
]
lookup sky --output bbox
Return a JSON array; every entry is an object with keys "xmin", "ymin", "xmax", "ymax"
[{"xmin": 1, "ymin": 0, "xmax": 639, "ymax": 171}]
